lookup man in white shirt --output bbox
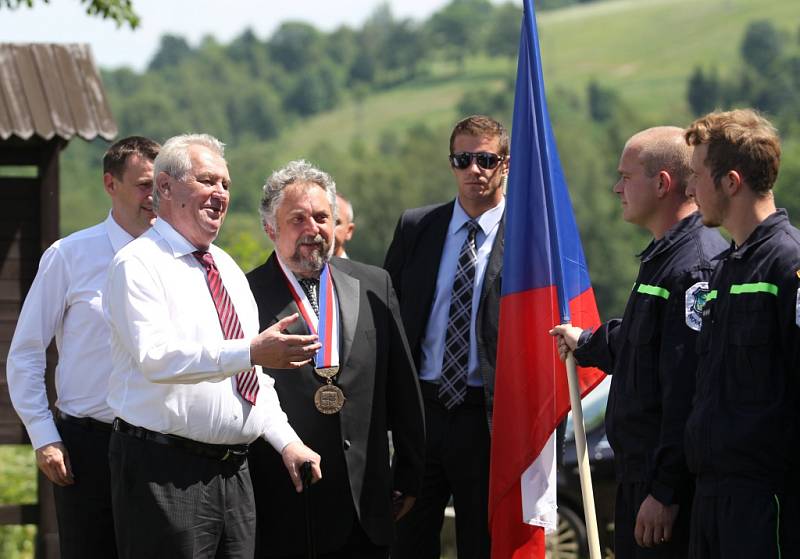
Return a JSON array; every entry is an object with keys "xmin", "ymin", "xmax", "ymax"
[
  {"xmin": 103, "ymin": 134, "xmax": 322, "ymax": 559},
  {"xmin": 7, "ymin": 136, "xmax": 160, "ymax": 559}
]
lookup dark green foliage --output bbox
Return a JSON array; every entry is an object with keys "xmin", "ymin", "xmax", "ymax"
[
  {"xmin": 587, "ymin": 80, "xmax": 619, "ymax": 122},
  {"xmin": 425, "ymin": 0, "xmax": 493, "ymax": 67},
  {"xmin": 687, "ymin": 66, "xmax": 720, "ymax": 116},
  {"xmin": 269, "ymin": 22, "xmax": 323, "ymax": 71},
  {"xmin": 741, "ymin": 20, "xmax": 783, "ymax": 75},
  {"xmin": 0, "ymin": 0, "xmax": 139, "ymax": 27},
  {"xmin": 148, "ymin": 35, "xmax": 192, "ymax": 71},
  {"xmin": 485, "ymin": 3, "xmax": 522, "ymax": 59}
]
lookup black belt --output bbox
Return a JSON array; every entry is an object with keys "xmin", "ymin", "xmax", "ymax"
[
  {"xmin": 56, "ymin": 410, "xmax": 113, "ymax": 432},
  {"xmin": 419, "ymin": 380, "xmax": 485, "ymax": 407},
  {"xmin": 112, "ymin": 418, "xmax": 249, "ymax": 462}
]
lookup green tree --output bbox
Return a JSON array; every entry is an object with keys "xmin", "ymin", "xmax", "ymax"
[
  {"xmin": 0, "ymin": 0, "xmax": 139, "ymax": 27},
  {"xmin": 587, "ymin": 79, "xmax": 618, "ymax": 122},
  {"xmin": 269, "ymin": 22, "xmax": 323, "ymax": 71},
  {"xmin": 741, "ymin": 20, "xmax": 783, "ymax": 75},
  {"xmin": 425, "ymin": 0, "xmax": 493, "ymax": 67},
  {"xmin": 485, "ymin": 2, "xmax": 522, "ymax": 59},
  {"xmin": 148, "ymin": 34, "xmax": 193, "ymax": 71},
  {"xmin": 686, "ymin": 66, "xmax": 719, "ymax": 116}
]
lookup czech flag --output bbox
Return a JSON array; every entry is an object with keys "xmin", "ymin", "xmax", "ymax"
[{"xmin": 488, "ymin": 1, "xmax": 606, "ymax": 557}]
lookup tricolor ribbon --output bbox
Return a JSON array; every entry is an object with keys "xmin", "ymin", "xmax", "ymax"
[{"xmin": 277, "ymin": 257, "xmax": 340, "ymax": 369}]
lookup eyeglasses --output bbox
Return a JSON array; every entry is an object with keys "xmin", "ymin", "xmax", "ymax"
[{"xmin": 448, "ymin": 151, "xmax": 506, "ymax": 170}]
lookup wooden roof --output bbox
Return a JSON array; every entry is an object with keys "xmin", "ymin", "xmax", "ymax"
[{"xmin": 0, "ymin": 43, "xmax": 117, "ymax": 142}]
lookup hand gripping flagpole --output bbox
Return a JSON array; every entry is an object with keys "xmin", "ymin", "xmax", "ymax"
[{"xmin": 565, "ymin": 352, "xmax": 602, "ymax": 559}]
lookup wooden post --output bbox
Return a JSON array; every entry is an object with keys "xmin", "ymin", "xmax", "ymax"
[{"xmin": 35, "ymin": 139, "xmax": 64, "ymax": 559}]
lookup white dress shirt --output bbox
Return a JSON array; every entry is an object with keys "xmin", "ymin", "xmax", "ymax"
[
  {"xmin": 7, "ymin": 213, "xmax": 134, "ymax": 450},
  {"xmin": 104, "ymin": 218, "xmax": 299, "ymax": 449},
  {"xmin": 418, "ymin": 197, "xmax": 505, "ymax": 386}
]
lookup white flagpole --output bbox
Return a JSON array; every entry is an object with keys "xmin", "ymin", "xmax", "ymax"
[{"xmin": 565, "ymin": 353, "xmax": 602, "ymax": 559}]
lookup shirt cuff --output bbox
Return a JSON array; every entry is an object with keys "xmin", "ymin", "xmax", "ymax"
[
  {"xmin": 577, "ymin": 328, "xmax": 594, "ymax": 348},
  {"xmin": 219, "ymin": 338, "xmax": 253, "ymax": 376},
  {"xmin": 649, "ymin": 479, "xmax": 677, "ymax": 506},
  {"xmin": 27, "ymin": 417, "xmax": 62, "ymax": 450},
  {"xmin": 263, "ymin": 423, "xmax": 301, "ymax": 455}
]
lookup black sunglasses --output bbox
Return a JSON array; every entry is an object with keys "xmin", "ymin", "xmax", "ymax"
[{"xmin": 449, "ymin": 151, "xmax": 506, "ymax": 170}]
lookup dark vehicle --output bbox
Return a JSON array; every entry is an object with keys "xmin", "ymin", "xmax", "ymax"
[{"xmin": 546, "ymin": 377, "xmax": 616, "ymax": 559}]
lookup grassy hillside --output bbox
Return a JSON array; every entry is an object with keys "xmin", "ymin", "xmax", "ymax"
[
  {"xmin": 538, "ymin": 0, "xmax": 798, "ymax": 121},
  {"xmin": 263, "ymin": 0, "xmax": 795, "ymax": 161}
]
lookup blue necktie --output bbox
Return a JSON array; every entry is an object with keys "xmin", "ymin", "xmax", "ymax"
[{"xmin": 439, "ymin": 220, "xmax": 479, "ymax": 409}]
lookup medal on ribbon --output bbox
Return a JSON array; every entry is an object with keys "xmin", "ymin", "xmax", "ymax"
[{"xmin": 279, "ymin": 260, "xmax": 345, "ymax": 414}]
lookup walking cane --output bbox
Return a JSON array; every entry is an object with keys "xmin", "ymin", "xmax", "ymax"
[{"xmin": 300, "ymin": 461, "xmax": 316, "ymax": 559}]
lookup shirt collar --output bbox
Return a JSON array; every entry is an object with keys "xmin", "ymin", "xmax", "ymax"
[
  {"xmin": 152, "ymin": 217, "xmax": 207, "ymax": 258},
  {"xmin": 448, "ymin": 197, "xmax": 506, "ymax": 237},
  {"xmin": 639, "ymin": 211, "xmax": 705, "ymax": 262},
  {"xmin": 104, "ymin": 211, "xmax": 136, "ymax": 253},
  {"xmin": 731, "ymin": 209, "xmax": 789, "ymax": 258}
]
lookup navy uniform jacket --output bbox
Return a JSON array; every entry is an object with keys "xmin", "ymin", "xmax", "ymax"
[
  {"xmin": 684, "ymin": 209, "xmax": 800, "ymax": 495},
  {"xmin": 575, "ymin": 212, "xmax": 727, "ymax": 505}
]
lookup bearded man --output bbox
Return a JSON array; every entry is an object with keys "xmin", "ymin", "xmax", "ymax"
[{"xmin": 246, "ymin": 160, "xmax": 425, "ymax": 559}]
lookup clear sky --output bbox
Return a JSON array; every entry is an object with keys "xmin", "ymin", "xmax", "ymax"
[{"xmin": 1, "ymin": 0, "xmax": 475, "ymax": 71}]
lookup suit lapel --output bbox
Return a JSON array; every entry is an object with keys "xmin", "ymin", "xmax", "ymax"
[
  {"xmin": 481, "ymin": 211, "xmax": 505, "ymax": 302},
  {"xmin": 329, "ymin": 262, "xmax": 359, "ymax": 368},
  {"xmin": 414, "ymin": 201, "xmax": 454, "ymax": 314}
]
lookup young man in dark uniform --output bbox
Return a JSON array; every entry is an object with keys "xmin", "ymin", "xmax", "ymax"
[{"xmin": 683, "ymin": 109, "xmax": 800, "ymax": 559}]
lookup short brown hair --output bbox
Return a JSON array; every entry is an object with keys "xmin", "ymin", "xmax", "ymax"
[
  {"xmin": 103, "ymin": 136, "xmax": 161, "ymax": 179},
  {"xmin": 685, "ymin": 109, "xmax": 781, "ymax": 194},
  {"xmin": 449, "ymin": 115, "xmax": 509, "ymax": 158}
]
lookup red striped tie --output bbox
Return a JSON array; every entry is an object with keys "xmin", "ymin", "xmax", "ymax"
[{"xmin": 193, "ymin": 251, "xmax": 259, "ymax": 405}]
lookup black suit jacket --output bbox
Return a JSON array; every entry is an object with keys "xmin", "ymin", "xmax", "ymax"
[
  {"xmin": 246, "ymin": 254, "xmax": 425, "ymax": 555},
  {"xmin": 384, "ymin": 200, "xmax": 504, "ymax": 428}
]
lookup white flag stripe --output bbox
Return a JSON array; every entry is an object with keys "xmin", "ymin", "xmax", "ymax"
[{"xmin": 521, "ymin": 431, "xmax": 558, "ymax": 533}]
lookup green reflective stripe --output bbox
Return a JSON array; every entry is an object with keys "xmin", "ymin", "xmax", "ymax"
[
  {"xmin": 775, "ymin": 494, "xmax": 782, "ymax": 559},
  {"xmin": 636, "ymin": 283, "xmax": 670, "ymax": 300},
  {"xmin": 706, "ymin": 290, "xmax": 718, "ymax": 302},
  {"xmin": 730, "ymin": 282, "xmax": 779, "ymax": 296}
]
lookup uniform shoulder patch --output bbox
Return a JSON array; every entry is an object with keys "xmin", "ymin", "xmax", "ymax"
[
  {"xmin": 796, "ymin": 287, "xmax": 800, "ymax": 328},
  {"xmin": 685, "ymin": 281, "xmax": 710, "ymax": 332}
]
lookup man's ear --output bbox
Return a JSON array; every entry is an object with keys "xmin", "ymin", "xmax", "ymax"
[
  {"xmin": 103, "ymin": 172, "xmax": 115, "ymax": 196},
  {"xmin": 264, "ymin": 223, "xmax": 277, "ymax": 242},
  {"xmin": 725, "ymin": 170, "xmax": 743, "ymax": 196},
  {"xmin": 155, "ymin": 172, "xmax": 172, "ymax": 200},
  {"xmin": 656, "ymin": 170, "xmax": 672, "ymax": 197}
]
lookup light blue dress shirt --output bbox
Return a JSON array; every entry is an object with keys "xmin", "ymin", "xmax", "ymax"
[{"xmin": 418, "ymin": 197, "xmax": 505, "ymax": 387}]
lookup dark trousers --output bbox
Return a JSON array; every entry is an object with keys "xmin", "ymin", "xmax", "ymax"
[
  {"xmin": 689, "ymin": 489, "xmax": 800, "ymax": 559},
  {"xmin": 109, "ymin": 430, "xmax": 255, "ymax": 559},
  {"xmin": 392, "ymin": 384, "xmax": 490, "ymax": 559},
  {"xmin": 614, "ymin": 481, "xmax": 689, "ymax": 559},
  {"xmin": 263, "ymin": 518, "xmax": 388, "ymax": 559},
  {"xmin": 52, "ymin": 416, "xmax": 117, "ymax": 559}
]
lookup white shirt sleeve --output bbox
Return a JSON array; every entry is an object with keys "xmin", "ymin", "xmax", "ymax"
[
  {"xmin": 6, "ymin": 245, "xmax": 67, "ymax": 450},
  {"xmin": 105, "ymin": 254, "xmax": 252, "ymax": 384},
  {"xmin": 255, "ymin": 371, "xmax": 300, "ymax": 452}
]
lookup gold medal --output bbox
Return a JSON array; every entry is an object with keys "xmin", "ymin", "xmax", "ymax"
[
  {"xmin": 314, "ymin": 384, "xmax": 345, "ymax": 414},
  {"xmin": 314, "ymin": 366, "xmax": 340, "ymax": 380}
]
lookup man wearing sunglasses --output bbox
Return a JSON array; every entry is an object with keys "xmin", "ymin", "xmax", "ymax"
[{"xmin": 385, "ymin": 115, "xmax": 509, "ymax": 559}]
